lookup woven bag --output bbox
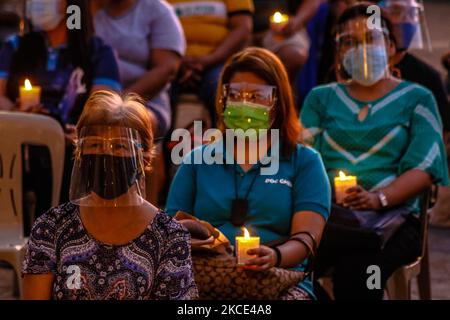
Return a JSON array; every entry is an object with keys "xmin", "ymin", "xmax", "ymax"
[{"xmin": 192, "ymin": 252, "xmax": 305, "ymax": 300}]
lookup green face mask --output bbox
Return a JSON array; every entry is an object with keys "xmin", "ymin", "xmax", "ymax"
[{"xmin": 223, "ymin": 102, "xmax": 271, "ymax": 135}]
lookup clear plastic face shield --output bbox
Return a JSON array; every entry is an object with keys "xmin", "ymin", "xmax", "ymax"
[
  {"xmin": 222, "ymin": 82, "xmax": 277, "ymax": 132},
  {"xmin": 69, "ymin": 126, "xmax": 146, "ymax": 207},
  {"xmin": 336, "ymin": 17, "xmax": 391, "ymax": 86},
  {"xmin": 381, "ymin": 0, "xmax": 431, "ymax": 51}
]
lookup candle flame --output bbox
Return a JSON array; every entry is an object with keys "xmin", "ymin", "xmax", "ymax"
[
  {"xmin": 243, "ymin": 227, "xmax": 250, "ymax": 240},
  {"xmin": 273, "ymin": 11, "xmax": 283, "ymax": 23},
  {"xmin": 24, "ymin": 79, "xmax": 32, "ymax": 90},
  {"xmin": 339, "ymin": 170, "xmax": 347, "ymax": 180}
]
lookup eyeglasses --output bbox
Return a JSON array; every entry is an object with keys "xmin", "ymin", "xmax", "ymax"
[{"xmin": 223, "ymin": 83, "xmax": 277, "ymax": 108}]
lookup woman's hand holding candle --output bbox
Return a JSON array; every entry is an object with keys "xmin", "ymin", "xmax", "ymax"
[
  {"xmin": 235, "ymin": 227, "xmax": 278, "ymax": 271},
  {"xmin": 343, "ymin": 185, "xmax": 382, "ymax": 211},
  {"xmin": 21, "ymin": 104, "xmax": 49, "ymax": 115},
  {"xmin": 334, "ymin": 171, "xmax": 357, "ymax": 204},
  {"xmin": 236, "ymin": 227, "xmax": 260, "ymax": 266},
  {"xmin": 244, "ymin": 246, "xmax": 278, "ymax": 271},
  {"xmin": 0, "ymin": 95, "xmax": 15, "ymax": 111},
  {"xmin": 278, "ymin": 15, "xmax": 303, "ymax": 37}
]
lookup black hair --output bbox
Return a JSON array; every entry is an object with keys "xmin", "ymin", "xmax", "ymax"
[
  {"xmin": 335, "ymin": 2, "xmax": 396, "ymax": 45},
  {"xmin": 6, "ymin": 0, "xmax": 93, "ymax": 112},
  {"xmin": 331, "ymin": 2, "xmax": 397, "ymax": 81}
]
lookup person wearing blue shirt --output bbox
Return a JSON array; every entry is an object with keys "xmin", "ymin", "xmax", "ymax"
[{"xmin": 166, "ymin": 47, "xmax": 331, "ymax": 299}]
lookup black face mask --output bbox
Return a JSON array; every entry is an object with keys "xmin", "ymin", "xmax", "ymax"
[{"xmin": 80, "ymin": 154, "xmax": 139, "ymax": 200}]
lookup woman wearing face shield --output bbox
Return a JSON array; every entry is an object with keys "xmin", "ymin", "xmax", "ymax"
[
  {"xmin": 300, "ymin": 3, "xmax": 449, "ymax": 300},
  {"xmin": 379, "ymin": 0, "xmax": 450, "ymax": 139},
  {"xmin": 381, "ymin": 0, "xmax": 450, "ymax": 231},
  {"xmin": 22, "ymin": 91, "xmax": 198, "ymax": 300},
  {"xmin": 166, "ymin": 47, "xmax": 331, "ymax": 299}
]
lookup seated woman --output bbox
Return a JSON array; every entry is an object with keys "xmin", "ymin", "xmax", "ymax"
[
  {"xmin": 166, "ymin": 47, "xmax": 331, "ymax": 299},
  {"xmin": 300, "ymin": 3, "xmax": 449, "ymax": 300},
  {"xmin": 22, "ymin": 91, "xmax": 198, "ymax": 300},
  {"xmin": 0, "ymin": 0, "xmax": 122, "ymax": 219}
]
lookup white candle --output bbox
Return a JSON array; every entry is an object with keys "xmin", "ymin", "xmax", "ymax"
[
  {"xmin": 19, "ymin": 79, "xmax": 41, "ymax": 110},
  {"xmin": 235, "ymin": 227, "xmax": 260, "ymax": 266},
  {"xmin": 334, "ymin": 171, "xmax": 357, "ymax": 204}
]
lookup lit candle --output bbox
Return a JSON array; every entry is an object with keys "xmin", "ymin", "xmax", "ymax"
[
  {"xmin": 269, "ymin": 11, "xmax": 289, "ymax": 33},
  {"xmin": 19, "ymin": 79, "xmax": 41, "ymax": 110},
  {"xmin": 235, "ymin": 227, "xmax": 260, "ymax": 266},
  {"xmin": 334, "ymin": 171, "xmax": 358, "ymax": 204}
]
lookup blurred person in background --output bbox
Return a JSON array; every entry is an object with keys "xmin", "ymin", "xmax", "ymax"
[
  {"xmin": 380, "ymin": 0, "xmax": 449, "ymax": 137},
  {"xmin": 381, "ymin": 0, "xmax": 450, "ymax": 229},
  {"xmin": 94, "ymin": 0, "xmax": 185, "ymax": 141},
  {"xmin": 167, "ymin": 0, "xmax": 253, "ymax": 126},
  {"xmin": 0, "ymin": 0, "xmax": 121, "ymax": 227},
  {"xmin": 93, "ymin": 0, "xmax": 186, "ymax": 205},
  {"xmin": 252, "ymin": 0, "xmax": 322, "ymax": 84},
  {"xmin": 443, "ymin": 51, "xmax": 450, "ymax": 96},
  {"xmin": 316, "ymin": 0, "xmax": 357, "ymax": 85},
  {"xmin": 429, "ymin": 51, "xmax": 450, "ymax": 228}
]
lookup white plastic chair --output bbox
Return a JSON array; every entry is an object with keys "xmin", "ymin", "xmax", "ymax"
[
  {"xmin": 385, "ymin": 189, "xmax": 433, "ymax": 300},
  {"xmin": 0, "ymin": 111, "xmax": 65, "ymax": 298}
]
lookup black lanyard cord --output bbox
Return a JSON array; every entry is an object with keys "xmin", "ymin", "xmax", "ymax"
[{"xmin": 233, "ymin": 164, "xmax": 259, "ymax": 201}]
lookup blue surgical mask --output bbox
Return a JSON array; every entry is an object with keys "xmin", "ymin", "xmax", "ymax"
[
  {"xmin": 394, "ymin": 22, "xmax": 418, "ymax": 51},
  {"xmin": 342, "ymin": 44, "xmax": 388, "ymax": 86}
]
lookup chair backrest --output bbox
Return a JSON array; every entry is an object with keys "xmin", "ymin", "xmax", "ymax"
[
  {"xmin": 0, "ymin": 111, "xmax": 65, "ymax": 242},
  {"xmin": 418, "ymin": 188, "xmax": 432, "ymax": 258}
]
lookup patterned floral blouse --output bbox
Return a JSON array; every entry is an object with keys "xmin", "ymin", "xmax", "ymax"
[{"xmin": 22, "ymin": 202, "xmax": 198, "ymax": 300}]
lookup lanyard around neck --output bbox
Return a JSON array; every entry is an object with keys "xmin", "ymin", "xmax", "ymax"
[{"xmin": 233, "ymin": 164, "xmax": 259, "ymax": 201}]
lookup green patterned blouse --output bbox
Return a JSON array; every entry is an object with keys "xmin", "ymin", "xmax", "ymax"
[{"xmin": 300, "ymin": 81, "xmax": 449, "ymax": 211}]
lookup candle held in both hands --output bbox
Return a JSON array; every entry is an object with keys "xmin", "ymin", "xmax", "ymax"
[
  {"xmin": 334, "ymin": 171, "xmax": 357, "ymax": 204},
  {"xmin": 19, "ymin": 79, "xmax": 41, "ymax": 110},
  {"xmin": 235, "ymin": 227, "xmax": 260, "ymax": 266}
]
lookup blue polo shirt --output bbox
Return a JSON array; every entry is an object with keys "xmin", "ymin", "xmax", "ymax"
[
  {"xmin": 166, "ymin": 140, "xmax": 331, "ymax": 297},
  {"xmin": 0, "ymin": 33, "xmax": 121, "ymax": 124}
]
